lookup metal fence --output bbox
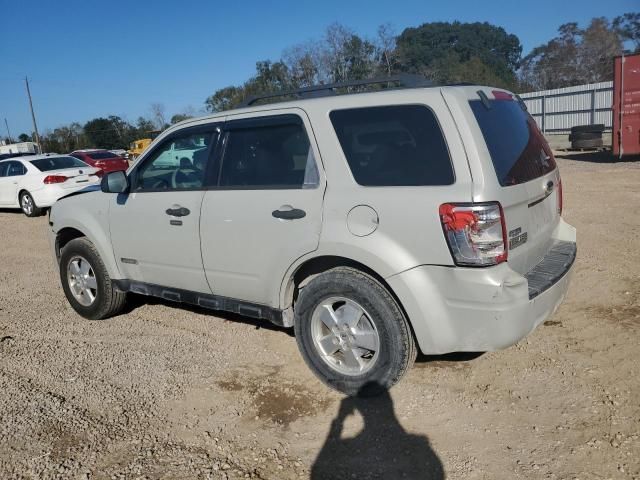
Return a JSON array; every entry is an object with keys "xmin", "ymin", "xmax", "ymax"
[{"xmin": 519, "ymin": 81, "xmax": 613, "ymax": 134}]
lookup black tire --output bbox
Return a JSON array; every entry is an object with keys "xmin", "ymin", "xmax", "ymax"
[
  {"xmin": 571, "ymin": 124, "xmax": 605, "ymax": 134},
  {"xmin": 571, "ymin": 138, "xmax": 603, "ymax": 149},
  {"xmin": 59, "ymin": 237, "xmax": 127, "ymax": 320},
  {"xmin": 569, "ymin": 131, "xmax": 602, "ymax": 141},
  {"xmin": 294, "ymin": 267, "xmax": 416, "ymax": 396},
  {"xmin": 19, "ymin": 191, "xmax": 43, "ymax": 217}
]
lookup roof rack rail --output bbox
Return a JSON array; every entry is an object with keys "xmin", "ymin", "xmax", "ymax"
[{"xmin": 240, "ymin": 73, "xmax": 432, "ymax": 107}]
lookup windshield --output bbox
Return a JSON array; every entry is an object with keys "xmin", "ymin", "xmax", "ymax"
[
  {"xmin": 469, "ymin": 98, "xmax": 556, "ymax": 186},
  {"xmin": 30, "ymin": 156, "xmax": 88, "ymax": 172},
  {"xmin": 87, "ymin": 151, "xmax": 119, "ymax": 160}
]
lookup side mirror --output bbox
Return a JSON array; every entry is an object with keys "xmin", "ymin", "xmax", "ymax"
[{"xmin": 101, "ymin": 170, "xmax": 129, "ymax": 193}]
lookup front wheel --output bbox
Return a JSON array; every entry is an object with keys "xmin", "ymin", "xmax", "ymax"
[
  {"xmin": 20, "ymin": 191, "xmax": 42, "ymax": 217},
  {"xmin": 294, "ymin": 267, "xmax": 416, "ymax": 396},
  {"xmin": 59, "ymin": 238, "xmax": 127, "ymax": 319}
]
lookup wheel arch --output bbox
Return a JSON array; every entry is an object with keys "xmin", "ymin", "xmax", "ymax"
[
  {"xmin": 280, "ymin": 254, "xmax": 417, "ymax": 341},
  {"xmin": 52, "ymin": 221, "xmax": 121, "ymax": 280},
  {"xmin": 55, "ymin": 227, "xmax": 87, "ymax": 263},
  {"xmin": 17, "ymin": 188, "xmax": 29, "ymax": 205}
]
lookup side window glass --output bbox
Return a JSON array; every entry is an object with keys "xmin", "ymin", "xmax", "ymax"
[
  {"xmin": 330, "ymin": 105, "xmax": 454, "ymax": 186},
  {"xmin": 0, "ymin": 163, "xmax": 8, "ymax": 177},
  {"xmin": 7, "ymin": 162, "xmax": 25, "ymax": 176},
  {"xmin": 219, "ymin": 116, "xmax": 319, "ymax": 189},
  {"xmin": 134, "ymin": 130, "xmax": 215, "ymax": 191}
]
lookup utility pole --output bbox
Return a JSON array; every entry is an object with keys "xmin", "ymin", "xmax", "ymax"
[
  {"xmin": 25, "ymin": 76, "xmax": 41, "ymax": 153},
  {"xmin": 3, "ymin": 118, "xmax": 12, "ymax": 143}
]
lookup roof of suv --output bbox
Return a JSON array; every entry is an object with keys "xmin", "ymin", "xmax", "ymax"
[{"xmin": 169, "ymin": 84, "xmax": 489, "ymax": 133}]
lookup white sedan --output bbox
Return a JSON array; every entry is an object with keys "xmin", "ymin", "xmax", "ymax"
[{"xmin": 0, "ymin": 154, "xmax": 102, "ymax": 217}]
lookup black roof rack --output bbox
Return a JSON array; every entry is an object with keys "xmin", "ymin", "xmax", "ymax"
[{"xmin": 239, "ymin": 74, "xmax": 432, "ymax": 107}]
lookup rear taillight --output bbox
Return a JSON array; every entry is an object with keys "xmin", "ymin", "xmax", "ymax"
[
  {"xmin": 439, "ymin": 202, "xmax": 508, "ymax": 266},
  {"xmin": 557, "ymin": 177, "xmax": 563, "ymax": 215},
  {"xmin": 43, "ymin": 175, "xmax": 68, "ymax": 184}
]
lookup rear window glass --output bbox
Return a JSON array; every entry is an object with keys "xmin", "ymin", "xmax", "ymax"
[
  {"xmin": 330, "ymin": 105, "xmax": 454, "ymax": 186},
  {"xmin": 30, "ymin": 156, "xmax": 87, "ymax": 171},
  {"xmin": 469, "ymin": 99, "xmax": 556, "ymax": 186},
  {"xmin": 87, "ymin": 151, "xmax": 118, "ymax": 160}
]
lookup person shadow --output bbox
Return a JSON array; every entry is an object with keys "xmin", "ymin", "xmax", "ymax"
[{"xmin": 311, "ymin": 382, "xmax": 444, "ymax": 480}]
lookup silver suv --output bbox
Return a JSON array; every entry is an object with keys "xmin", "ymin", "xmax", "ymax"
[{"xmin": 49, "ymin": 78, "xmax": 576, "ymax": 395}]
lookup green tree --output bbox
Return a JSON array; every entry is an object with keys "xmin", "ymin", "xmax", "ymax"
[
  {"xmin": 396, "ymin": 21, "xmax": 522, "ymax": 88},
  {"xmin": 84, "ymin": 117, "xmax": 124, "ymax": 149},
  {"xmin": 18, "ymin": 133, "xmax": 31, "ymax": 142},
  {"xmin": 520, "ymin": 17, "xmax": 624, "ymax": 90},
  {"xmin": 205, "ymin": 85, "xmax": 246, "ymax": 112},
  {"xmin": 136, "ymin": 117, "xmax": 156, "ymax": 133},
  {"xmin": 613, "ymin": 12, "xmax": 640, "ymax": 52},
  {"xmin": 170, "ymin": 113, "xmax": 193, "ymax": 124}
]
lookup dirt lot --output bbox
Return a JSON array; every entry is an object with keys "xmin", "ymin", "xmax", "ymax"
[{"xmin": 1, "ymin": 152, "xmax": 639, "ymax": 480}]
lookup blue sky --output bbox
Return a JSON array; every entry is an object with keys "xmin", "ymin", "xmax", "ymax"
[{"xmin": 0, "ymin": 0, "xmax": 635, "ymax": 136}]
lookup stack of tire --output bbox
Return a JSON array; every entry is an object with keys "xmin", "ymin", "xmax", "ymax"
[{"xmin": 569, "ymin": 124, "xmax": 604, "ymax": 150}]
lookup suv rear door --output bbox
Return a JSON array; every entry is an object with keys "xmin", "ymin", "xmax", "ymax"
[
  {"xmin": 199, "ymin": 110, "xmax": 325, "ymax": 306},
  {"xmin": 444, "ymin": 87, "xmax": 562, "ymax": 274}
]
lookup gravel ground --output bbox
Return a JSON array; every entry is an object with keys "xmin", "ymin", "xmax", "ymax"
[{"xmin": 0, "ymin": 151, "xmax": 639, "ymax": 479}]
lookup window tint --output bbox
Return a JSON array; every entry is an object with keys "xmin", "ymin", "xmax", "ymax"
[
  {"xmin": 30, "ymin": 156, "xmax": 87, "ymax": 171},
  {"xmin": 219, "ymin": 116, "xmax": 319, "ymax": 189},
  {"xmin": 330, "ymin": 105, "xmax": 454, "ymax": 186},
  {"xmin": 134, "ymin": 130, "xmax": 214, "ymax": 191},
  {"xmin": 469, "ymin": 99, "xmax": 556, "ymax": 186},
  {"xmin": 87, "ymin": 151, "xmax": 118, "ymax": 160},
  {"xmin": 0, "ymin": 162, "xmax": 9, "ymax": 177},
  {"xmin": 7, "ymin": 161, "xmax": 26, "ymax": 176}
]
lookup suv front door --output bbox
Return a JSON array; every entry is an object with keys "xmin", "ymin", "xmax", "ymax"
[
  {"xmin": 108, "ymin": 125, "xmax": 219, "ymax": 293},
  {"xmin": 200, "ymin": 111, "xmax": 325, "ymax": 306}
]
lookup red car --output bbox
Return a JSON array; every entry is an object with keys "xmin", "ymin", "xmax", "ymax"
[{"xmin": 69, "ymin": 149, "xmax": 129, "ymax": 174}]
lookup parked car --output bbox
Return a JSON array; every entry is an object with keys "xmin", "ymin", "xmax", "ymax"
[
  {"xmin": 49, "ymin": 79, "xmax": 576, "ymax": 395},
  {"xmin": 109, "ymin": 149, "xmax": 130, "ymax": 159},
  {"xmin": 69, "ymin": 149, "xmax": 129, "ymax": 173},
  {"xmin": 0, "ymin": 154, "xmax": 101, "ymax": 217}
]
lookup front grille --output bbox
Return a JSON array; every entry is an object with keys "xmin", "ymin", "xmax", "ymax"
[{"xmin": 525, "ymin": 240, "xmax": 576, "ymax": 299}]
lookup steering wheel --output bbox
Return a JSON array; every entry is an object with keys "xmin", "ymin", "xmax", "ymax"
[{"xmin": 171, "ymin": 161, "xmax": 201, "ymax": 189}]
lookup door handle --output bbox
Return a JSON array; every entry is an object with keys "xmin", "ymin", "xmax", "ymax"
[
  {"xmin": 272, "ymin": 206, "xmax": 306, "ymax": 220},
  {"xmin": 166, "ymin": 205, "xmax": 190, "ymax": 217}
]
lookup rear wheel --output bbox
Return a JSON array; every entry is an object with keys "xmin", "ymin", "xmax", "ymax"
[
  {"xmin": 294, "ymin": 267, "xmax": 416, "ymax": 396},
  {"xmin": 59, "ymin": 237, "xmax": 127, "ymax": 319},
  {"xmin": 20, "ymin": 191, "xmax": 42, "ymax": 217}
]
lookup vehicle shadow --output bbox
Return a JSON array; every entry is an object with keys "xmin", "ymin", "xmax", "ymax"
[
  {"xmin": 122, "ymin": 293, "xmax": 295, "ymax": 337},
  {"xmin": 554, "ymin": 151, "xmax": 637, "ymax": 163},
  {"xmin": 311, "ymin": 382, "xmax": 444, "ymax": 480},
  {"xmin": 0, "ymin": 208, "xmax": 23, "ymax": 215},
  {"xmin": 415, "ymin": 351, "xmax": 484, "ymax": 364}
]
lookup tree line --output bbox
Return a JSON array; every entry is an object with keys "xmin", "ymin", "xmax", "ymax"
[
  {"xmin": 5, "ymin": 13, "xmax": 638, "ymax": 151},
  {"xmin": 205, "ymin": 13, "xmax": 638, "ymax": 112},
  {"xmin": 4, "ymin": 103, "xmax": 196, "ymax": 153}
]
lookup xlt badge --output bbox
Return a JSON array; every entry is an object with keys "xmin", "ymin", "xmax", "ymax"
[{"xmin": 508, "ymin": 227, "xmax": 528, "ymax": 250}]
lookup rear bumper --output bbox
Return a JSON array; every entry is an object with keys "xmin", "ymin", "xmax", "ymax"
[
  {"xmin": 31, "ymin": 182, "xmax": 100, "ymax": 207},
  {"xmin": 388, "ymin": 219, "xmax": 576, "ymax": 354}
]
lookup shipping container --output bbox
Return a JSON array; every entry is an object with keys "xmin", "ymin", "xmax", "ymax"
[{"xmin": 613, "ymin": 53, "xmax": 640, "ymax": 157}]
